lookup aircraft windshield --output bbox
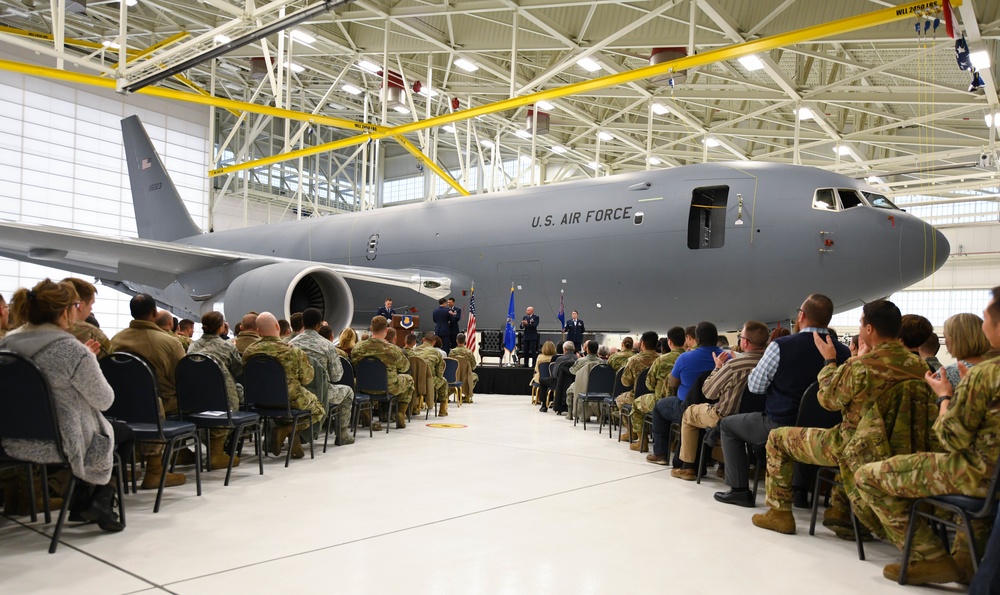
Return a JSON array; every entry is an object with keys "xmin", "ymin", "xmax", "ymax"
[{"xmin": 863, "ymin": 192, "xmax": 901, "ymax": 210}]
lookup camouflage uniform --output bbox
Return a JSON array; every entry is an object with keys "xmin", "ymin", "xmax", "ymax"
[
  {"xmin": 765, "ymin": 342, "xmax": 933, "ymax": 533},
  {"xmin": 449, "ymin": 345, "xmax": 479, "ymax": 391},
  {"xmin": 335, "ymin": 346, "xmax": 349, "ymax": 360},
  {"xmin": 243, "ymin": 336, "xmax": 325, "ymax": 428},
  {"xmin": 855, "ymin": 356, "xmax": 1000, "ymax": 561},
  {"xmin": 632, "ymin": 348, "xmax": 684, "ymax": 433},
  {"xmin": 291, "ymin": 330, "xmax": 354, "ymax": 440},
  {"xmin": 187, "ymin": 333, "xmax": 243, "ymax": 410},
  {"xmin": 234, "ymin": 331, "xmax": 261, "ymax": 356},
  {"xmin": 350, "ymin": 338, "xmax": 414, "ymax": 406},
  {"xmin": 607, "ymin": 350, "xmax": 634, "ymax": 372},
  {"xmin": 175, "ymin": 334, "xmax": 193, "ymax": 351},
  {"xmin": 69, "ymin": 320, "xmax": 112, "ymax": 359},
  {"xmin": 615, "ymin": 350, "xmax": 658, "ymax": 408},
  {"xmin": 112, "ymin": 320, "xmax": 186, "ymax": 415}
]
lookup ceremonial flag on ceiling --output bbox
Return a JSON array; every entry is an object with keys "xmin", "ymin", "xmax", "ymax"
[
  {"xmin": 504, "ymin": 284, "xmax": 517, "ymax": 353},
  {"xmin": 466, "ymin": 286, "xmax": 477, "ymax": 352}
]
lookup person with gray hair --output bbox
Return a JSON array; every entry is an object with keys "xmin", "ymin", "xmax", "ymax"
[{"xmin": 539, "ymin": 342, "xmax": 578, "ymax": 413}]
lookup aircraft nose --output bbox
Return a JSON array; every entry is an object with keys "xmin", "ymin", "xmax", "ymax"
[{"xmin": 932, "ymin": 227, "xmax": 950, "ymax": 272}]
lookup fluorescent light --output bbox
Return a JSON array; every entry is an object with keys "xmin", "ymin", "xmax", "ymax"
[
  {"xmin": 866, "ymin": 176, "xmax": 884, "ymax": 184},
  {"xmin": 986, "ymin": 113, "xmax": 998, "ymax": 127},
  {"xmin": 284, "ymin": 61, "xmax": 304, "ymax": 73},
  {"xmin": 536, "ymin": 100, "xmax": 554, "ymax": 111},
  {"xmin": 833, "ymin": 145, "xmax": 851, "ymax": 155},
  {"xmin": 703, "ymin": 137, "xmax": 720, "ymax": 148},
  {"xmin": 481, "ymin": 139, "xmax": 495, "ymax": 148},
  {"xmin": 125, "ymin": 0, "xmax": 137, "ymax": 6},
  {"xmin": 103, "ymin": 40, "xmax": 120, "ymax": 49},
  {"xmin": 443, "ymin": 125, "xmax": 456, "ymax": 133},
  {"xmin": 327, "ymin": 102, "xmax": 345, "ymax": 110},
  {"xmin": 214, "ymin": 34, "xmax": 231, "ymax": 44},
  {"xmin": 358, "ymin": 60, "xmax": 380, "ymax": 74},
  {"xmin": 738, "ymin": 55, "xmax": 765, "ymax": 71},
  {"xmin": 393, "ymin": 105, "xmax": 410, "ymax": 114},
  {"xmin": 454, "ymin": 58, "xmax": 479, "ymax": 72},
  {"xmin": 588, "ymin": 161, "xmax": 602, "ymax": 170},
  {"xmin": 651, "ymin": 102, "xmax": 670, "ymax": 115},
  {"xmin": 418, "ymin": 86, "xmax": 438, "ymax": 97},
  {"xmin": 597, "ymin": 131, "xmax": 614, "ymax": 141},
  {"xmin": 648, "ymin": 156, "xmax": 662, "ymax": 165},
  {"xmin": 550, "ymin": 145, "xmax": 566, "ymax": 154},
  {"xmin": 797, "ymin": 107, "xmax": 814, "ymax": 120},
  {"xmin": 577, "ymin": 57, "xmax": 601, "ymax": 72},
  {"xmin": 971, "ymin": 50, "xmax": 991, "ymax": 70},
  {"xmin": 290, "ymin": 29, "xmax": 315, "ymax": 44},
  {"xmin": 342, "ymin": 84, "xmax": 362, "ymax": 95},
  {"xmin": 514, "ymin": 129, "xmax": 532, "ymax": 139}
]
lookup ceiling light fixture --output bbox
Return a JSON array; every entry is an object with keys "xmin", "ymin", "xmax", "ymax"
[
  {"xmin": 358, "ymin": 60, "xmax": 380, "ymax": 74},
  {"xmin": 342, "ymin": 83, "xmax": 362, "ymax": 95},
  {"xmin": 393, "ymin": 105, "xmax": 410, "ymax": 114},
  {"xmin": 577, "ymin": 57, "xmax": 601, "ymax": 72},
  {"xmin": 971, "ymin": 50, "xmax": 991, "ymax": 70},
  {"xmin": 536, "ymin": 100, "xmax": 555, "ymax": 111},
  {"xmin": 443, "ymin": 125, "xmax": 456, "ymax": 133},
  {"xmin": 514, "ymin": 129, "xmax": 532, "ymax": 139},
  {"xmin": 284, "ymin": 61, "xmax": 304, "ymax": 73},
  {"xmin": 597, "ymin": 131, "xmax": 614, "ymax": 141},
  {"xmin": 703, "ymin": 137, "xmax": 720, "ymax": 147},
  {"xmin": 290, "ymin": 29, "xmax": 315, "ymax": 44},
  {"xmin": 738, "ymin": 55, "xmax": 765, "ymax": 71},
  {"xmin": 833, "ymin": 145, "xmax": 851, "ymax": 155},
  {"xmin": 454, "ymin": 58, "xmax": 479, "ymax": 72},
  {"xmin": 551, "ymin": 145, "xmax": 566, "ymax": 154},
  {"xmin": 651, "ymin": 102, "xmax": 670, "ymax": 115},
  {"xmin": 481, "ymin": 139, "xmax": 495, "ymax": 148},
  {"xmin": 214, "ymin": 34, "xmax": 231, "ymax": 44},
  {"xmin": 648, "ymin": 156, "xmax": 662, "ymax": 165},
  {"xmin": 797, "ymin": 107, "xmax": 814, "ymax": 120},
  {"xmin": 986, "ymin": 112, "xmax": 998, "ymax": 127}
]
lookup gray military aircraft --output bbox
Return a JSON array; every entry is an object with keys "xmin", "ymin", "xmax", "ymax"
[{"xmin": 0, "ymin": 115, "xmax": 949, "ymax": 333}]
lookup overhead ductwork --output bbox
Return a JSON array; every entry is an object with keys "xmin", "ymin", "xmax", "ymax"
[{"xmin": 223, "ymin": 262, "xmax": 354, "ymax": 332}]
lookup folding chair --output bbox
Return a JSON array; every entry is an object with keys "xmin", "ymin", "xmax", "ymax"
[
  {"xmin": 243, "ymin": 354, "xmax": 315, "ymax": 466},
  {"xmin": 101, "ymin": 352, "xmax": 201, "ymax": 513},
  {"xmin": 601, "ymin": 367, "xmax": 628, "ymax": 438},
  {"xmin": 175, "ymin": 353, "xmax": 263, "ymax": 486},
  {"xmin": 578, "ymin": 364, "xmax": 614, "ymax": 430},
  {"xmin": 444, "ymin": 358, "xmax": 463, "ymax": 407},
  {"xmin": 355, "ymin": 357, "xmax": 401, "ymax": 433}
]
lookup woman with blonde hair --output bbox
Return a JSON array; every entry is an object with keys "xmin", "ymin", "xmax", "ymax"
[
  {"xmin": 337, "ymin": 327, "xmax": 358, "ymax": 358},
  {"xmin": 530, "ymin": 340, "xmax": 558, "ymax": 391},
  {"xmin": 939, "ymin": 312, "xmax": 991, "ymax": 388},
  {"xmin": 0, "ymin": 279, "xmax": 132, "ymax": 532}
]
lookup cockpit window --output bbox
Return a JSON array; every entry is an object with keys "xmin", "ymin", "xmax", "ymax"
[
  {"xmin": 863, "ymin": 192, "xmax": 901, "ymax": 210},
  {"xmin": 837, "ymin": 189, "xmax": 864, "ymax": 209},
  {"xmin": 812, "ymin": 188, "xmax": 838, "ymax": 211}
]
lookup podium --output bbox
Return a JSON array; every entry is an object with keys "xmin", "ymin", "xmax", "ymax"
[{"xmin": 390, "ymin": 314, "xmax": 419, "ymax": 347}]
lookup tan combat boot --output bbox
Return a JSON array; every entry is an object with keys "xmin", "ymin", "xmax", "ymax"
[
  {"xmin": 290, "ymin": 434, "xmax": 305, "ymax": 459},
  {"xmin": 951, "ymin": 548, "xmax": 975, "ymax": 584},
  {"xmin": 752, "ymin": 509, "xmax": 796, "ymax": 535},
  {"xmin": 395, "ymin": 408, "xmax": 407, "ymax": 428},
  {"xmin": 140, "ymin": 455, "xmax": 186, "ymax": 490},
  {"xmin": 209, "ymin": 435, "xmax": 239, "ymax": 469},
  {"xmin": 270, "ymin": 425, "xmax": 294, "ymax": 456},
  {"xmin": 883, "ymin": 555, "xmax": 961, "ymax": 585},
  {"xmin": 438, "ymin": 399, "xmax": 449, "ymax": 417}
]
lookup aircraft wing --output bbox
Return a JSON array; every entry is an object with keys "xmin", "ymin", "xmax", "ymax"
[{"xmin": 0, "ymin": 220, "xmax": 454, "ymax": 298}]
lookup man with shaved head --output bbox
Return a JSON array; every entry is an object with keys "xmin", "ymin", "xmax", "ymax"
[
  {"xmin": 243, "ymin": 312, "xmax": 325, "ymax": 458},
  {"xmin": 234, "ymin": 312, "xmax": 260, "ymax": 355},
  {"xmin": 351, "ymin": 315, "xmax": 414, "ymax": 428}
]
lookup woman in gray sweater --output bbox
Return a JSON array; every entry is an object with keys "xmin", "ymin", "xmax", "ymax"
[{"xmin": 0, "ymin": 278, "xmax": 132, "ymax": 532}]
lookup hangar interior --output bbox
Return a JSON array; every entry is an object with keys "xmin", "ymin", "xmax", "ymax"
[{"xmin": 1, "ymin": 1, "xmax": 1000, "ymax": 593}]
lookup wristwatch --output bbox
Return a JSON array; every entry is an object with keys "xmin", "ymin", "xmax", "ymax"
[
  {"xmin": 824, "ymin": 358, "xmax": 838, "ymax": 366},
  {"xmin": 936, "ymin": 396, "xmax": 952, "ymax": 407}
]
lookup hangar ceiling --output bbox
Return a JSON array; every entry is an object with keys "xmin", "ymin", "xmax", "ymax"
[{"xmin": 1, "ymin": 0, "xmax": 999, "ymax": 224}]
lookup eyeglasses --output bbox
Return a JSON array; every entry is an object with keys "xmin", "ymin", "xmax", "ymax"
[{"xmin": 796, "ymin": 308, "xmax": 804, "ymax": 315}]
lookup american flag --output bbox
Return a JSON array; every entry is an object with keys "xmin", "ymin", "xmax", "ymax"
[{"xmin": 466, "ymin": 286, "xmax": 477, "ymax": 351}]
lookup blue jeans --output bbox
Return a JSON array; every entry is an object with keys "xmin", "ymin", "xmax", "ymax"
[{"xmin": 651, "ymin": 396, "xmax": 685, "ymax": 457}]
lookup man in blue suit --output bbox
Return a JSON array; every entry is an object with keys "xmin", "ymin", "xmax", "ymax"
[
  {"xmin": 520, "ymin": 306, "xmax": 540, "ymax": 368},
  {"xmin": 565, "ymin": 310, "xmax": 585, "ymax": 352},
  {"xmin": 433, "ymin": 298, "xmax": 451, "ymax": 350},
  {"xmin": 446, "ymin": 296, "xmax": 462, "ymax": 353}
]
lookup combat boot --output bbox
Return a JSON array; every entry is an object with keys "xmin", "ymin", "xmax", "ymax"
[
  {"xmin": 12, "ymin": 472, "xmax": 62, "ymax": 516},
  {"xmin": 290, "ymin": 434, "xmax": 305, "ymax": 459},
  {"xmin": 883, "ymin": 555, "xmax": 961, "ymax": 585},
  {"xmin": 951, "ymin": 549, "xmax": 975, "ymax": 584},
  {"xmin": 209, "ymin": 437, "xmax": 239, "ymax": 470},
  {"xmin": 336, "ymin": 430, "xmax": 355, "ymax": 446},
  {"xmin": 270, "ymin": 425, "xmax": 294, "ymax": 456},
  {"xmin": 620, "ymin": 428, "xmax": 636, "ymax": 443},
  {"xmin": 752, "ymin": 509, "xmax": 796, "ymax": 535},
  {"xmin": 140, "ymin": 456, "xmax": 186, "ymax": 490},
  {"xmin": 395, "ymin": 407, "xmax": 407, "ymax": 428},
  {"xmin": 79, "ymin": 484, "xmax": 124, "ymax": 532},
  {"xmin": 822, "ymin": 505, "xmax": 852, "ymax": 530},
  {"xmin": 438, "ymin": 399, "xmax": 448, "ymax": 417}
]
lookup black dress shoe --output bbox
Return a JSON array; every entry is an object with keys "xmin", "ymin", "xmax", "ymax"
[
  {"xmin": 714, "ymin": 489, "xmax": 755, "ymax": 508},
  {"xmin": 539, "ymin": 406, "xmax": 548, "ymax": 412}
]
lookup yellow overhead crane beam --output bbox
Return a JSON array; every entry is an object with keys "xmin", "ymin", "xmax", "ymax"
[
  {"xmin": 211, "ymin": 0, "xmax": 962, "ymax": 179},
  {"xmin": 0, "ymin": 57, "xmax": 470, "ymax": 197}
]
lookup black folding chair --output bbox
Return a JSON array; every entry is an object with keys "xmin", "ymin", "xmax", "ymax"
[
  {"xmin": 0, "ymin": 351, "xmax": 126, "ymax": 553},
  {"xmin": 243, "ymin": 354, "xmax": 315, "ymax": 466},
  {"xmin": 536, "ymin": 361, "xmax": 554, "ymax": 406},
  {"xmin": 632, "ymin": 368, "xmax": 654, "ymax": 450},
  {"xmin": 444, "ymin": 357, "xmax": 463, "ymax": 406},
  {"xmin": 697, "ymin": 386, "xmax": 765, "ymax": 484},
  {"xmin": 601, "ymin": 367, "xmax": 628, "ymax": 438},
  {"xmin": 355, "ymin": 357, "xmax": 400, "ymax": 433},
  {"xmin": 175, "ymin": 353, "xmax": 263, "ymax": 486},
  {"xmin": 578, "ymin": 364, "xmax": 614, "ymax": 429},
  {"xmin": 101, "ymin": 352, "xmax": 201, "ymax": 513},
  {"xmin": 302, "ymin": 358, "xmax": 338, "ymax": 453},
  {"xmin": 665, "ymin": 370, "xmax": 713, "ymax": 464}
]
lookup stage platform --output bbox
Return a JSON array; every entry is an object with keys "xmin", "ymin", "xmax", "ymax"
[{"xmin": 476, "ymin": 364, "xmax": 533, "ymax": 395}]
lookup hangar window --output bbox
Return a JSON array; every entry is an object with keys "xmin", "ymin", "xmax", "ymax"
[
  {"xmin": 687, "ymin": 185, "xmax": 729, "ymax": 249},
  {"xmin": 812, "ymin": 188, "xmax": 838, "ymax": 211}
]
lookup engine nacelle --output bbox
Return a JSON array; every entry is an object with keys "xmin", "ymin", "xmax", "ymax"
[{"xmin": 223, "ymin": 263, "xmax": 354, "ymax": 332}]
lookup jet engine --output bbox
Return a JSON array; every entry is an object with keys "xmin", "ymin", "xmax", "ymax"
[{"xmin": 223, "ymin": 263, "xmax": 354, "ymax": 332}]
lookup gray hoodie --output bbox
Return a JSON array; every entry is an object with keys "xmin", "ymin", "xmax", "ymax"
[{"xmin": 0, "ymin": 324, "xmax": 115, "ymax": 485}]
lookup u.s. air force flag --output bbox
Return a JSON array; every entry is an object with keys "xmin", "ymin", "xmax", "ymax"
[{"xmin": 503, "ymin": 284, "xmax": 517, "ymax": 353}]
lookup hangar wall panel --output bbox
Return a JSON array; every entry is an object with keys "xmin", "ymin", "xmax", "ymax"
[{"xmin": 0, "ymin": 70, "xmax": 209, "ymax": 336}]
